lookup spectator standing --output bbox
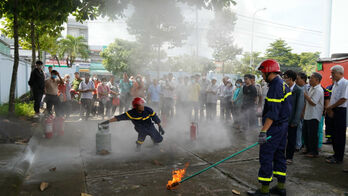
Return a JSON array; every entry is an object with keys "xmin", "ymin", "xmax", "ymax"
[
  {"xmin": 147, "ymin": 79, "xmax": 161, "ymax": 112},
  {"xmin": 176, "ymin": 77, "xmax": 190, "ymax": 117},
  {"xmin": 71, "ymin": 72, "xmax": 82, "ymax": 100},
  {"xmin": 119, "ymin": 73, "xmax": 133, "ymax": 113},
  {"xmin": 218, "ymin": 76, "xmax": 229, "ymax": 121},
  {"xmin": 223, "ymin": 79, "xmax": 234, "ymax": 121},
  {"xmin": 28, "ymin": 60, "xmax": 45, "ymax": 118},
  {"xmin": 199, "ymin": 75, "xmax": 210, "ymax": 120},
  {"xmin": 326, "ymin": 65, "xmax": 348, "ymax": 164},
  {"xmin": 303, "ymin": 72, "xmax": 324, "ymax": 158},
  {"xmin": 58, "ymin": 74, "xmax": 72, "ymax": 118},
  {"xmin": 251, "ymin": 75, "xmax": 263, "ymax": 126},
  {"xmin": 283, "ymin": 70, "xmax": 304, "ymax": 164},
  {"xmin": 260, "ymin": 79, "xmax": 269, "ymax": 111},
  {"xmin": 323, "ymin": 77, "xmax": 334, "ymax": 144},
  {"xmin": 161, "ymin": 73, "xmax": 176, "ymax": 120},
  {"xmin": 97, "ymin": 78, "xmax": 110, "ymax": 119},
  {"xmin": 106, "ymin": 76, "xmax": 119, "ymax": 117},
  {"xmin": 131, "ymin": 75, "xmax": 145, "ymax": 98},
  {"xmin": 92, "ymin": 75, "xmax": 100, "ymax": 116},
  {"xmin": 45, "ymin": 70, "xmax": 64, "ymax": 116},
  {"xmin": 44, "ymin": 66, "xmax": 53, "ymax": 79},
  {"xmin": 232, "ymin": 79, "xmax": 244, "ymax": 129},
  {"xmin": 206, "ymin": 78, "xmax": 219, "ymax": 120},
  {"xmin": 79, "ymin": 74, "xmax": 95, "ymax": 121},
  {"xmin": 295, "ymin": 72, "xmax": 308, "ymax": 151},
  {"xmin": 242, "ymin": 74, "xmax": 258, "ymax": 130},
  {"xmin": 188, "ymin": 75, "xmax": 201, "ymax": 122}
]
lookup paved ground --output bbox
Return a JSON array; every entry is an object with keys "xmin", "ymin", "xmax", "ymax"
[{"xmin": 1, "ymin": 115, "xmax": 348, "ymax": 196}]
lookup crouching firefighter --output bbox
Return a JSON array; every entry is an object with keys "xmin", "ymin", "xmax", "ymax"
[
  {"xmin": 248, "ymin": 59, "xmax": 292, "ymax": 196},
  {"xmin": 100, "ymin": 97, "xmax": 165, "ymax": 151}
]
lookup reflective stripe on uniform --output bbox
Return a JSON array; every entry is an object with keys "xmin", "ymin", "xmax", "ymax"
[
  {"xmin": 325, "ymin": 135, "xmax": 331, "ymax": 138},
  {"xmin": 136, "ymin": 140, "xmax": 144, "ymax": 144},
  {"xmin": 258, "ymin": 177, "xmax": 272, "ymax": 182},
  {"xmin": 273, "ymin": 171, "xmax": 286, "ymax": 176},
  {"xmin": 126, "ymin": 112, "xmax": 156, "ymax": 121},
  {"xmin": 265, "ymin": 92, "xmax": 292, "ymax": 103}
]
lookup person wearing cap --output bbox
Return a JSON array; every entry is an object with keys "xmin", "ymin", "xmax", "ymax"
[
  {"xmin": 28, "ymin": 60, "xmax": 45, "ymax": 118},
  {"xmin": 248, "ymin": 59, "xmax": 292, "ymax": 196},
  {"xmin": 100, "ymin": 97, "xmax": 165, "ymax": 151},
  {"xmin": 206, "ymin": 77, "xmax": 219, "ymax": 120}
]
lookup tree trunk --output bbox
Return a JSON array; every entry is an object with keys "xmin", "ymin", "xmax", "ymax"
[
  {"xmin": 37, "ymin": 32, "xmax": 41, "ymax": 60},
  {"xmin": 8, "ymin": 0, "xmax": 19, "ymax": 116},
  {"xmin": 30, "ymin": 20, "xmax": 36, "ymax": 70}
]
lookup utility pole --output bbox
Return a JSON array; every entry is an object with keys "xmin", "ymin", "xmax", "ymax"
[
  {"xmin": 250, "ymin": 8, "xmax": 266, "ymax": 67},
  {"xmin": 324, "ymin": 0, "xmax": 332, "ymax": 57}
]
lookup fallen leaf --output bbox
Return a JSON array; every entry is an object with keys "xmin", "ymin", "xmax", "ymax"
[
  {"xmin": 81, "ymin": 193, "xmax": 92, "ymax": 196},
  {"xmin": 3, "ymin": 119, "xmax": 10, "ymax": 123},
  {"xmin": 130, "ymin": 185, "xmax": 140, "ymax": 189},
  {"xmin": 40, "ymin": 182, "xmax": 49, "ymax": 191},
  {"xmin": 49, "ymin": 167, "xmax": 56, "ymax": 172},
  {"xmin": 232, "ymin": 189, "xmax": 240, "ymax": 195},
  {"xmin": 153, "ymin": 160, "xmax": 163, "ymax": 166},
  {"xmin": 98, "ymin": 150, "xmax": 110, "ymax": 155}
]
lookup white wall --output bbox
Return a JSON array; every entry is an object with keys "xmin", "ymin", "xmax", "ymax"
[{"xmin": 0, "ymin": 53, "xmax": 30, "ymax": 104}]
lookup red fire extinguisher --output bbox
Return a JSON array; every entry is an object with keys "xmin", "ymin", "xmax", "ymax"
[
  {"xmin": 45, "ymin": 115, "xmax": 54, "ymax": 139},
  {"xmin": 190, "ymin": 122, "xmax": 198, "ymax": 141},
  {"xmin": 53, "ymin": 116, "xmax": 65, "ymax": 136}
]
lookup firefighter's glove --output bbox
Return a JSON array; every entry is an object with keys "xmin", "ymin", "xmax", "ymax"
[
  {"xmin": 100, "ymin": 120, "xmax": 109, "ymax": 125},
  {"xmin": 159, "ymin": 126, "xmax": 165, "ymax": 135},
  {"xmin": 258, "ymin": 131, "xmax": 267, "ymax": 144}
]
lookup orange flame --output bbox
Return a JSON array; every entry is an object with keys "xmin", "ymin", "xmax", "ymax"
[{"xmin": 166, "ymin": 163, "xmax": 189, "ymax": 190}]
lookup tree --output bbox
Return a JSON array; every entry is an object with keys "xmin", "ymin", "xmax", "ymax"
[
  {"xmin": 299, "ymin": 52, "xmax": 320, "ymax": 75},
  {"xmin": 231, "ymin": 52, "xmax": 265, "ymax": 75},
  {"xmin": 265, "ymin": 39, "xmax": 299, "ymax": 68},
  {"xmin": 167, "ymin": 55, "xmax": 215, "ymax": 73},
  {"xmin": 207, "ymin": 8, "xmax": 242, "ymax": 74},
  {"xmin": 179, "ymin": 0, "xmax": 236, "ymax": 11},
  {"xmin": 100, "ymin": 39, "xmax": 153, "ymax": 75},
  {"xmin": 127, "ymin": 0, "xmax": 189, "ymax": 76},
  {"xmin": 58, "ymin": 35, "xmax": 89, "ymax": 67}
]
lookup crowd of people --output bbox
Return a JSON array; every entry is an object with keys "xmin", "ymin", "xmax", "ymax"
[{"xmin": 28, "ymin": 60, "xmax": 347, "ymax": 164}]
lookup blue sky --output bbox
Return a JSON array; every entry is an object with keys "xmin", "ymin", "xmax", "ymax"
[{"xmin": 86, "ymin": 0, "xmax": 344, "ymax": 58}]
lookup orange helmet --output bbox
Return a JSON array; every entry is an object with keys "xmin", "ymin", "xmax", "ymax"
[
  {"xmin": 132, "ymin": 97, "xmax": 145, "ymax": 108},
  {"xmin": 257, "ymin": 59, "xmax": 281, "ymax": 73}
]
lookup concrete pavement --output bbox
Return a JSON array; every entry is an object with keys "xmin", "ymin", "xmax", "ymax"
[{"xmin": 1, "ymin": 116, "xmax": 347, "ymax": 196}]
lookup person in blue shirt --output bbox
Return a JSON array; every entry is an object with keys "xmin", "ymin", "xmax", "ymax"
[
  {"xmin": 147, "ymin": 79, "xmax": 161, "ymax": 112},
  {"xmin": 248, "ymin": 59, "xmax": 292, "ymax": 196},
  {"xmin": 100, "ymin": 97, "xmax": 165, "ymax": 151}
]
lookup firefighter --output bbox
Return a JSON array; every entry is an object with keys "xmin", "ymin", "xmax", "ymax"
[
  {"xmin": 248, "ymin": 59, "xmax": 292, "ymax": 196},
  {"xmin": 100, "ymin": 97, "xmax": 165, "ymax": 151}
]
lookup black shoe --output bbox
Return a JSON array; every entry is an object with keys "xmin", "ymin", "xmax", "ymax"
[
  {"xmin": 247, "ymin": 189, "xmax": 270, "ymax": 196},
  {"xmin": 270, "ymin": 186, "xmax": 286, "ymax": 196}
]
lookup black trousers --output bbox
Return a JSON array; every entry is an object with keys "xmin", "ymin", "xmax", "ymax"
[
  {"xmin": 206, "ymin": 103, "xmax": 217, "ymax": 120},
  {"xmin": 332, "ymin": 107, "xmax": 347, "ymax": 161},
  {"xmin": 302, "ymin": 119, "xmax": 319, "ymax": 155},
  {"xmin": 32, "ymin": 89, "xmax": 43, "ymax": 114},
  {"xmin": 286, "ymin": 125, "xmax": 298, "ymax": 160},
  {"xmin": 325, "ymin": 115, "xmax": 334, "ymax": 139},
  {"xmin": 45, "ymin": 94, "xmax": 62, "ymax": 116}
]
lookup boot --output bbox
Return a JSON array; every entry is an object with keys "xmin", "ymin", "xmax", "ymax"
[
  {"xmin": 247, "ymin": 189, "xmax": 270, "ymax": 196},
  {"xmin": 135, "ymin": 142, "xmax": 141, "ymax": 152},
  {"xmin": 270, "ymin": 186, "xmax": 286, "ymax": 196}
]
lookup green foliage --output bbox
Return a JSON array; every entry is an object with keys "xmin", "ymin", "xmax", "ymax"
[
  {"xmin": 265, "ymin": 39, "xmax": 299, "ymax": 67},
  {"xmin": 179, "ymin": 0, "xmax": 236, "ymax": 11},
  {"xmin": 207, "ymin": 8, "xmax": 242, "ymax": 63},
  {"xmin": 100, "ymin": 39, "xmax": 153, "ymax": 75},
  {"xmin": 167, "ymin": 55, "xmax": 215, "ymax": 73},
  {"xmin": 232, "ymin": 52, "xmax": 265, "ymax": 75},
  {"xmin": 298, "ymin": 52, "xmax": 320, "ymax": 75},
  {"xmin": 0, "ymin": 102, "xmax": 35, "ymax": 117},
  {"xmin": 58, "ymin": 35, "xmax": 89, "ymax": 67}
]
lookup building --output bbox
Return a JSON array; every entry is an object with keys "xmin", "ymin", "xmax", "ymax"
[
  {"xmin": 317, "ymin": 53, "xmax": 348, "ymax": 87},
  {"xmin": 66, "ymin": 18, "xmax": 88, "ymax": 44}
]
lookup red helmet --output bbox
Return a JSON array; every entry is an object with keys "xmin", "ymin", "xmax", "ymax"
[
  {"xmin": 257, "ymin": 59, "xmax": 281, "ymax": 73},
  {"xmin": 132, "ymin": 97, "xmax": 145, "ymax": 108}
]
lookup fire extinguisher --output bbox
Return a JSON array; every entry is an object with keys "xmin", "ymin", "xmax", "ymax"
[
  {"xmin": 190, "ymin": 122, "xmax": 198, "ymax": 141},
  {"xmin": 53, "ymin": 116, "xmax": 65, "ymax": 136},
  {"xmin": 45, "ymin": 115, "xmax": 54, "ymax": 139}
]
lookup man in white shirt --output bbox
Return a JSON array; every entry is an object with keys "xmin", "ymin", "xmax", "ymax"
[
  {"xmin": 303, "ymin": 72, "xmax": 324, "ymax": 157},
  {"xmin": 326, "ymin": 65, "xmax": 348, "ymax": 164},
  {"xmin": 206, "ymin": 78, "xmax": 219, "ymax": 120},
  {"xmin": 78, "ymin": 74, "xmax": 95, "ymax": 120},
  {"xmin": 161, "ymin": 73, "xmax": 176, "ymax": 120}
]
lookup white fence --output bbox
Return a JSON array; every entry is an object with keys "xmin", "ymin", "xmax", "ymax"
[{"xmin": 0, "ymin": 53, "xmax": 31, "ymax": 104}]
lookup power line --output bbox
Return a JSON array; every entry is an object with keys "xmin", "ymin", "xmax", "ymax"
[{"xmin": 236, "ymin": 13, "xmax": 323, "ymax": 34}]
